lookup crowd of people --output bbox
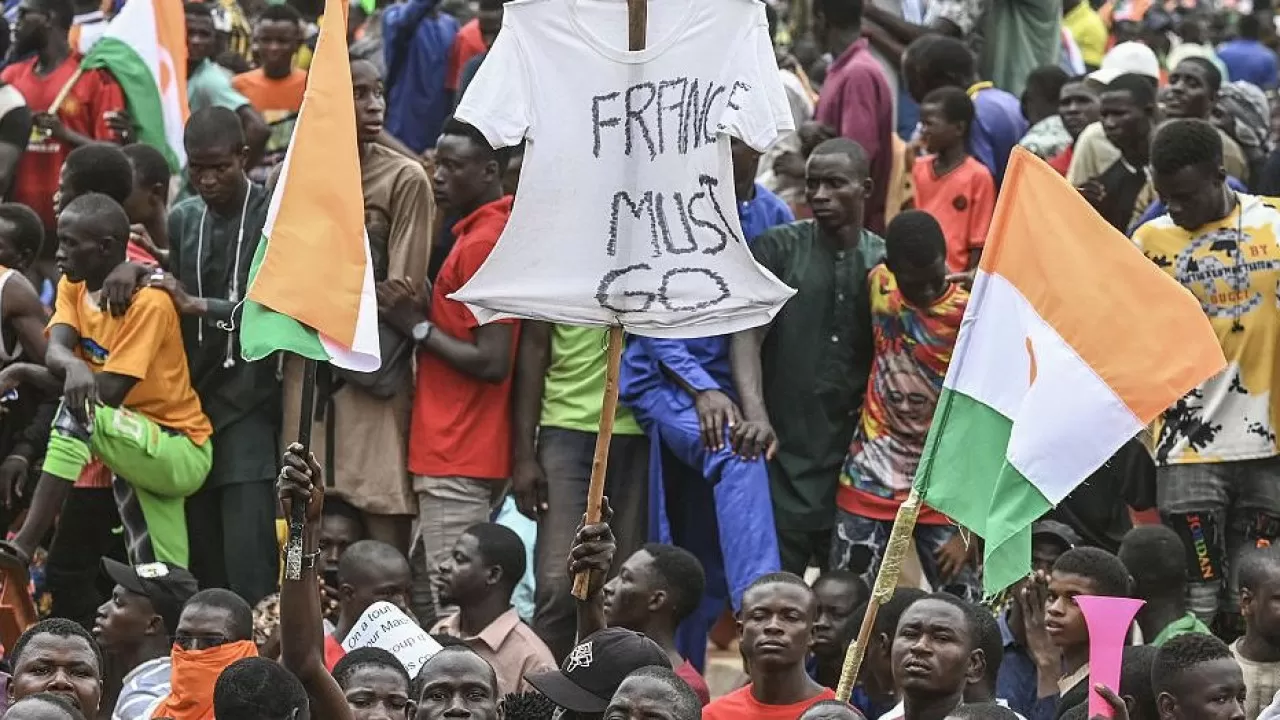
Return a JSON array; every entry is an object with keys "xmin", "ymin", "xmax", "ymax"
[{"xmin": 0, "ymin": 0, "xmax": 1273, "ymax": 718}]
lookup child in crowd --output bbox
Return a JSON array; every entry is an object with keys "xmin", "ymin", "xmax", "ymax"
[
  {"xmin": 811, "ymin": 570, "xmax": 869, "ymax": 692},
  {"xmin": 1232, "ymin": 547, "xmax": 1280, "ymax": 720},
  {"xmin": 911, "ymin": 87, "xmax": 996, "ymax": 275},
  {"xmin": 1153, "ymin": 634, "xmax": 1247, "ymax": 720},
  {"xmin": 1118, "ymin": 525, "xmax": 1212, "ymax": 645}
]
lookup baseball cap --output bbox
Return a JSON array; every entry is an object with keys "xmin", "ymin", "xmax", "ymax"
[
  {"xmin": 1031, "ymin": 519, "xmax": 1081, "ymax": 550},
  {"xmin": 525, "ymin": 628, "xmax": 671, "ymax": 713},
  {"xmin": 1089, "ymin": 42, "xmax": 1161, "ymax": 84},
  {"xmin": 102, "ymin": 558, "xmax": 199, "ymax": 635}
]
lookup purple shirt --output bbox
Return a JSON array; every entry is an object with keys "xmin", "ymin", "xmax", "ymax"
[
  {"xmin": 969, "ymin": 84, "xmax": 1028, "ymax": 190},
  {"xmin": 815, "ymin": 38, "xmax": 894, "ymax": 233},
  {"xmin": 1217, "ymin": 39, "xmax": 1279, "ymax": 90}
]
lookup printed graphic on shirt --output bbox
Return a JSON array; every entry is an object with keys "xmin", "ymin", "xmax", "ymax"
[{"xmin": 1135, "ymin": 194, "xmax": 1280, "ymax": 464}]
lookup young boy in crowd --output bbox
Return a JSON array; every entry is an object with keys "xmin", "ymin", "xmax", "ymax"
[
  {"xmin": 232, "ymin": 3, "xmax": 307, "ymax": 180},
  {"xmin": 1232, "ymin": 547, "xmax": 1280, "ymax": 719},
  {"xmin": 1118, "ymin": 525, "xmax": 1212, "ymax": 645},
  {"xmin": 1153, "ymin": 634, "xmax": 1247, "ymax": 720},
  {"xmin": 911, "ymin": 88, "xmax": 996, "ymax": 275},
  {"xmin": 892, "ymin": 594, "xmax": 983, "ymax": 720},
  {"xmin": 704, "ymin": 573, "xmax": 836, "ymax": 719},
  {"xmin": 830, "ymin": 210, "xmax": 976, "ymax": 601},
  {"xmin": 811, "ymin": 570, "xmax": 869, "ymax": 692}
]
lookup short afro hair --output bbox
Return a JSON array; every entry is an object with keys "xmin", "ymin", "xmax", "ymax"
[
  {"xmin": 184, "ymin": 106, "xmax": 248, "ymax": 154},
  {"xmin": 618, "ymin": 666, "xmax": 702, "ymax": 720},
  {"xmin": 640, "ymin": 544, "xmax": 706, "ymax": 624},
  {"xmin": 463, "ymin": 522, "xmax": 527, "ymax": 595},
  {"xmin": 1151, "ymin": 633, "xmax": 1234, "ymax": 698},
  {"xmin": 1151, "ymin": 119, "xmax": 1223, "ymax": 176},
  {"xmin": 412, "ymin": 645, "xmax": 498, "ymax": 702},
  {"xmin": 800, "ymin": 699, "xmax": 867, "ymax": 719},
  {"xmin": 1105, "ymin": 73, "xmax": 1158, "ymax": 110},
  {"xmin": 810, "ymin": 137, "xmax": 870, "ymax": 179},
  {"xmin": 333, "ymin": 647, "xmax": 410, "ymax": 691},
  {"xmin": 338, "ymin": 540, "xmax": 410, "ymax": 587},
  {"xmin": 11, "ymin": 618, "xmax": 103, "ymax": 678},
  {"xmin": 185, "ymin": 588, "xmax": 255, "ymax": 642},
  {"xmin": 949, "ymin": 703, "xmax": 1021, "ymax": 720},
  {"xmin": 1175, "ymin": 56, "xmax": 1222, "ymax": 96},
  {"xmin": 62, "ymin": 144, "xmax": 135, "ymax": 206},
  {"xmin": 255, "ymin": 2, "xmax": 302, "ymax": 24},
  {"xmin": 0, "ymin": 202, "xmax": 45, "ymax": 260},
  {"xmin": 906, "ymin": 35, "xmax": 975, "ymax": 95},
  {"xmin": 1118, "ymin": 525, "xmax": 1188, "ymax": 600},
  {"xmin": 61, "ymin": 193, "xmax": 131, "ymax": 246},
  {"xmin": 1051, "ymin": 546, "xmax": 1132, "ymax": 598},
  {"xmin": 872, "ymin": 587, "xmax": 928, "ymax": 638},
  {"xmin": 885, "ymin": 210, "xmax": 947, "ymax": 270},
  {"xmin": 898, "ymin": 593, "xmax": 982, "ymax": 652},
  {"xmin": 813, "ymin": 569, "xmax": 870, "ymax": 610},
  {"xmin": 7, "ymin": 692, "xmax": 86, "ymax": 720},
  {"xmin": 1120, "ymin": 645, "xmax": 1158, "ymax": 720},
  {"xmin": 122, "ymin": 143, "xmax": 172, "ymax": 191},
  {"xmin": 184, "ymin": 2, "xmax": 213, "ymax": 20},
  {"xmin": 922, "ymin": 85, "xmax": 975, "ymax": 138},
  {"xmin": 972, "ymin": 605, "xmax": 1004, "ymax": 690},
  {"xmin": 814, "ymin": 0, "xmax": 865, "ymax": 29},
  {"xmin": 213, "ymin": 657, "xmax": 309, "ymax": 720},
  {"xmin": 744, "ymin": 571, "xmax": 815, "ymax": 607},
  {"xmin": 1023, "ymin": 65, "xmax": 1070, "ymax": 106},
  {"xmin": 440, "ymin": 117, "xmax": 511, "ymax": 173},
  {"xmin": 1236, "ymin": 545, "xmax": 1280, "ymax": 596}
]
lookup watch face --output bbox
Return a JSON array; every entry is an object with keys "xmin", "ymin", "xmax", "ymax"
[{"xmin": 413, "ymin": 323, "xmax": 429, "ymax": 341}]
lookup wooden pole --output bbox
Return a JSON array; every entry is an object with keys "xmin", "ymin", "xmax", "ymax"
[
  {"xmin": 835, "ymin": 488, "xmax": 923, "ymax": 701},
  {"xmin": 48, "ymin": 68, "xmax": 84, "ymax": 120},
  {"xmin": 569, "ymin": 0, "xmax": 645, "ymax": 601},
  {"xmin": 284, "ymin": 357, "xmax": 318, "ymax": 581}
]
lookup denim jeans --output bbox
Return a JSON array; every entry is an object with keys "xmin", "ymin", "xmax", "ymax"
[{"xmin": 830, "ymin": 507, "xmax": 981, "ymax": 602}]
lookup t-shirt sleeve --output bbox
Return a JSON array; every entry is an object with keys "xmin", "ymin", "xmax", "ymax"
[
  {"xmin": 49, "ymin": 277, "xmax": 79, "ymax": 330},
  {"xmin": 103, "ymin": 291, "xmax": 175, "ymax": 380},
  {"xmin": 87, "ymin": 70, "xmax": 125, "ymax": 140},
  {"xmin": 453, "ymin": 19, "xmax": 534, "ymax": 148},
  {"xmin": 718, "ymin": 13, "xmax": 795, "ymax": 152}
]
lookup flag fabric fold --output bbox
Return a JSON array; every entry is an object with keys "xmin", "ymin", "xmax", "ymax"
[
  {"xmin": 239, "ymin": 0, "xmax": 380, "ymax": 372},
  {"xmin": 81, "ymin": 0, "xmax": 188, "ymax": 170},
  {"xmin": 913, "ymin": 147, "xmax": 1226, "ymax": 595}
]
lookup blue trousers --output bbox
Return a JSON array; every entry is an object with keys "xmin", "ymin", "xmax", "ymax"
[{"xmin": 628, "ymin": 384, "xmax": 781, "ymax": 670}]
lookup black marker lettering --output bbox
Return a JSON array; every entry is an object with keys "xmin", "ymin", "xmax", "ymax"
[
  {"xmin": 700, "ymin": 83, "xmax": 726, "ymax": 145},
  {"xmin": 726, "ymin": 80, "xmax": 751, "ymax": 111},
  {"xmin": 687, "ymin": 183, "xmax": 730, "ymax": 254},
  {"xmin": 701, "ymin": 173, "xmax": 742, "ymax": 252},
  {"xmin": 608, "ymin": 190, "xmax": 660, "ymax": 258},
  {"xmin": 656, "ymin": 77, "xmax": 688, "ymax": 157},
  {"xmin": 596, "ymin": 263, "xmax": 657, "ymax": 313},
  {"xmin": 656, "ymin": 191, "xmax": 697, "ymax": 255},
  {"xmin": 659, "ymin": 267, "xmax": 730, "ymax": 312},
  {"xmin": 592, "ymin": 91, "xmax": 621, "ymax": 158},
  {"xmin": 624, "ymin": 82, "xmax": 658, "ymax": 160},
  {"xmin": 683, "ymin": 79, "xmax": 701, "ymax": 152}
]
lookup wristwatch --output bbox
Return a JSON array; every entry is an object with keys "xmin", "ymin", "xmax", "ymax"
[{"xmin": 411, "ymin": 321, "xmax": 434, "ymax": 344}]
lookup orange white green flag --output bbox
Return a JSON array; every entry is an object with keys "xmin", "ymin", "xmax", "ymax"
[
  {"xmin": 239, "ymin": 0, "xmax": 379, "ymax": 371},
  {"xmin": 913, "ymin": 148, "xmax": 1226, "ymax": 596}
]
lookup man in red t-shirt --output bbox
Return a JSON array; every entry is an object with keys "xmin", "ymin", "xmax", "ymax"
[
  {"xmin": 704, "ymin": 573, "xmax": 837, "ymax": 719},
  {"xmin": 378, "ymin": 117, "xmax": 518, "ymax": 624},
  {"xmin": 3, "ymin": 0, "xmax": 126, "ymax": 266}
]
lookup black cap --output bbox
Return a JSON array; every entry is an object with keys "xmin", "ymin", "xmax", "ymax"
[
  {"xmin": 1031, "ymin": 520, "xmax": 1081, "ymax": 550},
  {"xmin": 525, "ymin": 628, "xmax": 671, "ymax": 713},
  {"xmin": 102, "ymin": 558, "xmax": 199, "ymax": 635}
]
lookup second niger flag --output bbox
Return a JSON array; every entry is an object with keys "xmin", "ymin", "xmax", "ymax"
[
  {"xmin": 239, "ymin": 0, "xmax": 380, "ymax": 372},
  {"xmin": 914, "ymin": 148, "xmax": 1226, "ymax": 596}
]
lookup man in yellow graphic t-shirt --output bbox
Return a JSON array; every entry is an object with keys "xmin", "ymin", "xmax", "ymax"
[
  {"xmin": 5, "ymin": 194, "xmax": 212, "ymax": 570},
  {"xmin": 1134, "ymin": 119, "xmax": 1280, "ymax": 634}
]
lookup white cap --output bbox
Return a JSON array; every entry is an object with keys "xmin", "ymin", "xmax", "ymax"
[{"xmin": 1088, "ymin": 41, "xmax": 1161, "ymax": 84}]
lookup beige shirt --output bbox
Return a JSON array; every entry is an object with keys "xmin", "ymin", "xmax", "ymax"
[
  {"xmin": 432, "ymin": 607, "xmax": 557, "ymax": 696},
  {"xmin": 1067, "ymin": 121, "xmax": 1250, "ymax": 188},
  {"xmin": 281, "ymin": 144, "xmax": 434, "ymax": 515},
  {"xmin": 1233, "ymin": 639, "xmax": 1280, "ymax": 720}
]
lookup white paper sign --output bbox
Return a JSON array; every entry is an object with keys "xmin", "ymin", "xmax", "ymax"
[{"xmin": 341, "ymin": 602, "xmax": 442, "ymax": 679}]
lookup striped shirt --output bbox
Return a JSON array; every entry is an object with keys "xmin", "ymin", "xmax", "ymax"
[{"xmin": 113, "ymin": 657, "xmax": 171, "ymax": 720}]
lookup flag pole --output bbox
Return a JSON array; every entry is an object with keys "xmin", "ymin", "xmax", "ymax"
[
  {"xmin": 835, "ymin": 488, "xmax": 923, "ymax": 701},
  {"xmin": 284, "ymin": 357, "xmax": 318, "ymax": 581},
  {"xmin": 569, "ymin": 0, "xmax": 645, "ymax": 601}
]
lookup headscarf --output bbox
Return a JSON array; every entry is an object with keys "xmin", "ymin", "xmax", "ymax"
[
  {"xmin": 150, "ymin": 641, "xmax": 259, "ymax": 720},
  {"xmin": 1217, "ymin": 81, "xmax": 1271, "ymax": 160}
]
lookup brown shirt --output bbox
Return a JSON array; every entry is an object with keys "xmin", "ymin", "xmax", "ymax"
[{"xmin": 432, "ymin": 607, "xmax": 556, "ymax": 696}]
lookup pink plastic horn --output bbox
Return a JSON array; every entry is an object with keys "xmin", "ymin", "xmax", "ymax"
[{"xmin": 1075, "ymin": 595, "xmax": 1146, "ymax": 719}]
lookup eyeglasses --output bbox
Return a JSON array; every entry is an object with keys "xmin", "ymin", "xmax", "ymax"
[{"xmin": 173, "ymin": 633, "xmax": 230, "ymax": 651}]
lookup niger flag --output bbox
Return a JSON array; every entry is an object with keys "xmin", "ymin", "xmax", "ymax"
[{"xmin": 239, "ymin": 0, "xmax": 379, "ymax": 372}]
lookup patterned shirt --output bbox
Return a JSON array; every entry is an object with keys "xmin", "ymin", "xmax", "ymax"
[
  {"xmin": 837, "ymin": 265, "xmax": 968, "ymax": 523},
  {"xmin": 1133, "ymin": 194, "xmax": 1280, "ymax": 465}
]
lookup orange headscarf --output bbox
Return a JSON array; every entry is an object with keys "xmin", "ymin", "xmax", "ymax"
[{"xmin": 150, "ymin": 641, "xmax": 259, "ymax": 720}]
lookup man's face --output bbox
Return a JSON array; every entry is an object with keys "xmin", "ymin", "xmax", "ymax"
[
  {"xmin": 805, "ymin": 153, "xmax": 867, "ymax": 233},
  {"xmin": 1044, "ymin": 572, "xmax": 1096, "ymax": 651},
  {"xmin": 1152, "ymin": 162, "xmax": 1226, "ymax": 231},
  {"xmin": 812, "ymin": 578, "xmax": 861, "ymax": 661},
  {"xmin": 432, "ymin": 134, "xmax": 495, "ymax": 212},
  {"xmin": 891, "ymin": 599, "xmax": 977, "ymax": 699},
  {"xmin": 186, "ymin": 14, "xmax": 217, "ymax": 65},
  {"xmin": 1166, "ymin": 62, "xmax": 1214, "ymax": 119},
  {"xmin": 477, "ymin": 6, "xmax": 503, "ymax": 46},
  {"xmin": 603, "ymin": 550, "xmax": 660, "ymax": 631},
  {"xmin": 436, "ymin": 533, "xmax": 489, "ymax": 607},
  {"xmin": 92, "ymin": 585, "xmax": 160, "ymax": 653},
  {"xmin": 351, "ymin": 60, "xmax": 386, "ymax": 144},
  {"xmin": 13, "ymin": 0, "xmax": 54, "ymax": 58},
  {"xmin": 9, "ymin": 634, "xmax": 102, "ymax": 716},
  {"xmin": 1099, "ymin": 91, "xmax": 1149, "ymax": 154},
  {"xmin": 604, "ymin": 675, "xmax": 682, "ymax": 720},
  {"xmin": 320, "ymin": 514, "xmax": 364, "ymax": 576},
  {"xmin": 1161, "ymin": 659, "xmax": 1246, "ymax": 720},
  {"xmin": 1242, "ymin": 574, "xmax": 1280, "ymax": 648},
  {"xmin": 253, "ymin": 19, "xmax": 300, "ymax": 75},
  {"xmin": 343, "ymin": 664, "xmax": 413, "ymax": 720},
  {"xmin": 52, "ymin": 164, "xmax": 80, "ymax": 218},
  {"xmin": 1059, "ymin": 82, "xmax": 1100, "ymax": 141},
  {"xmin": 738, "ymin": 582, "xmax": 815, "ymax": 670},
  {"xmin": 55, "ymin": 212, "xmax": 110, "ymax": 284},
  {"xmin": 175, "ymin": 604, "xmax": 238, "ymax": 650},
  {"xmin": 344, "ymin": 561, "xmax": 412, "ymax": 619},
  {"xmin": 1030, "ymin": 538, "xmax": 1069, "ymax": 576},
  {"xmin": 414, "ymin": 652, "xmax": 499, "ymax": 720},
  {"xmin": 186, "ymin": 143, "xmax": 247, "ymax": 209}
]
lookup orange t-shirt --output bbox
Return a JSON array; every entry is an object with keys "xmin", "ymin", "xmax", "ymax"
[
  {"xmin": 911, "ymin": 155, "xmax": 996, "ymax": 273},
  {"xmin": 704, "ymin": 685, "xmax": 837, "ymax": 720},
  {"xmin": 50, "ymin": 279, "xmax": 212, "ymax": 445},
  {"xmin": 447, "ymin": 19, "xmax": 486, "ymax": 91},
  {"xmin": 232, "ymin": 69, "xmax": 306, "ymax": 170}
]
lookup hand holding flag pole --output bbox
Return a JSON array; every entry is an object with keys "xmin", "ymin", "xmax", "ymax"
[{"xmin": 284, "ymin": 359, "xmax": 318, "ymax": 580}]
